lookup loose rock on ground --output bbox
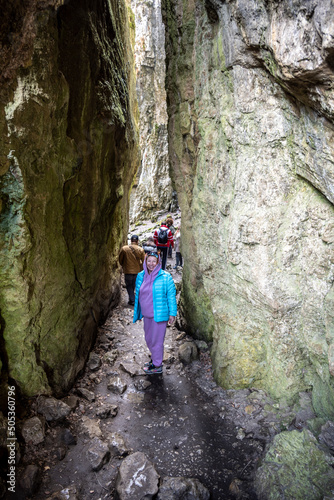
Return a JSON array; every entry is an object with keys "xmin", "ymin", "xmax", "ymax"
[{"xmin": 11, "ymin": 211, "xmax": 334, "ymax": 499}]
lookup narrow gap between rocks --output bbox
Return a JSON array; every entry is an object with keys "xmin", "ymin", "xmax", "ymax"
[
  {"xmin": 18, "ymin": 211, "xmax": 315, "ymax": 499},
  {"xmin": 18, "ymin": 211, "xmax": 266, "ymax": 500}
]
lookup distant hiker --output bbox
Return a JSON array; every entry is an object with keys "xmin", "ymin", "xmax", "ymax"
[
  {"xmin": 154, "ymin": 221, "xmax": 173, "ymax": 270},
  {"xmin": 119, "ymin": 235, "xmax": 145, "ymax": 306},
  {"xmin": 166, "ymin": 217, "xmax": 176, "ymax": 259},
  {"xmin": 143, "ymin": 236, "xmax": 157, "ymax": 255},
  {"xmin": 133, "ymin": 251, "xmax": 177, "ymax": 374},
  {"xmin": 173, "ymin": 226, "xmax": 182, "ymax": 268}
]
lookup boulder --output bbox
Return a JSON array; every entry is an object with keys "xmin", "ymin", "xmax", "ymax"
[
  {"xmin": 81, "ymin": 416, "xmax": 102, "ymax": 438},
  {"xmin": 37, "ymin": 396, "xmax": 71, "ymax": 422},
  {"xmin": 106, "ymin": 432, "xmax": 131, "ymax": 457},
  {"xmin": 107, "ymin": 375, "xmax": 127, "ymax": 394},
  {"xmin": 76, "ymin": 387, "xmax": 95, "ymax": 402},
  {"xmin": 21, "ymin": 416, "xmax": 45, "ymax": 445},
  {"xmin": 134, "ymin": 379, "xmax": 152, "ymax": 391},
  {"xmin": 87, "ymin": 437, "xmax": 110, "ymax": 471},
  {"xmin": 157, "ymin": 477, "xmax": 210, "ymax": 500},
  {"xmin": 178, "ymin": 342, "xmax": 199, "ymax": 364},
  {"xmin": 120, "ymin": 360, "xmax": 143, "ymax": 377},
  {"xmin": 254, "ymin": 429, "xmax": 334, "ymax": 499},
  {"xmin": 116, "ymin": 452, "xmax": 159, "ymax": 500},
  {"xmin": 62, "ymin": 395, "xmax": 79, "ymax": 410},
  {"xmin": 87, "ymin": 352, "xmax": 101, "ymax": 371}
]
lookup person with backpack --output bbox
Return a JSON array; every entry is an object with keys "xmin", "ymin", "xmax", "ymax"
[
  {"xmin": 166, "ymin": 217, "xmax": 176, "ymax": 258},
  {"xmin": 133, "ymin": 251, "xmax": 177, "ymax": 374},
  {"xmin": 119, "ymin": 235, "xmax": 145, "ymax": 305},
  {"xmin": 153, "ymin": 221, "xmax": 174, "ymax": 270}
]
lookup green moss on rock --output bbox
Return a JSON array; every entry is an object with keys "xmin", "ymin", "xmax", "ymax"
[
  {"xmin": 312, "ymin": 375, "xmax": 334, "ymax": 420},
  {"xmin": 0, "ymin": 0, "xmax": 140, "ymax": 397},
  {"xmin": 255, "ymin": 429, "xmax": 334, "ymax": 499},
  {"xmin": 163, "ymin": 0, "xmax": 334, "ymax": 421},
  {"xmin": 179, "ymin": 266, "xmax": 214, "ymax": 342}
]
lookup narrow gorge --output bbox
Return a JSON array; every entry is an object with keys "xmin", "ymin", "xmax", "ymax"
[
  {"xmin": 129, "ymin": 0, "xmax": 174, "ymax": 221},
  {"xmin": 1, "ymin": 0, "xmax": 334, "ymax": 498}
]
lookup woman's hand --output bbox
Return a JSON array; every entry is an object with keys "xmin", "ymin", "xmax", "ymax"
[{"xmin": 168, "ymin": 316, "xmax": 176, "ymax": 325}]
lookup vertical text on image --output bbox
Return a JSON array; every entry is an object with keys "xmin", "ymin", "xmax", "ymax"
[{"xmin": 7, "ymin": 385, "xmax": 16, "ymax": 493}]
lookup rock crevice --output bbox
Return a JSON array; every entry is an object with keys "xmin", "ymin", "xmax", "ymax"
[{"xmin": 130, "ymin": 0, "xmax": 174, "ymax": 221}]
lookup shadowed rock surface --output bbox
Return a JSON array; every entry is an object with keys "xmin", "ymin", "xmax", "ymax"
[{"xmin": 0, "ymin": 0, "xmax": 139, "ymax": 397}]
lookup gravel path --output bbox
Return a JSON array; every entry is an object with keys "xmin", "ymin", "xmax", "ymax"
[
  {"xmin": 25, "ymin": 279, "xmax": 259, "ymax": 499},
  {"xmin": 19, "ymin": 212, "xmax": 307, "ymax": 499}
]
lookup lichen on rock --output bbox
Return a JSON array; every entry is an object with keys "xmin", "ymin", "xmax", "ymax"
[
  {"xmin": 0, "ymin": 0, "xmax": 140, "ymax": 397},
  {"xmin": 163, "ymin": 0, "xmax": 334, "ymax": 414},
  {"xmin": 254, "ymin": 429, "xmax": 334, "ymax": 499}
]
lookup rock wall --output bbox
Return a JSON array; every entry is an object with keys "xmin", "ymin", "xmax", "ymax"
[
  {"xmin": 0, "ymin": 0, "xmax": 139, "ymax": 397},
  {"xmin": 163, "ymin": 0, "xmax": 334, "ymax": 416},
  {"xmin": 130, "ymin": 0, "xmax": 173, "ymax": 222}
]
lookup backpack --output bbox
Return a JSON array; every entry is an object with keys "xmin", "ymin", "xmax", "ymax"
[{"xmin": 157, "ymin": 226, "xmax": 169, "ymax": 244}]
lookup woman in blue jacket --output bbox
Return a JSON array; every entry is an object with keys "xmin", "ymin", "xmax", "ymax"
[{"xmin": 133, "ymin": 251, "xmax": 177, "ymax": 374}]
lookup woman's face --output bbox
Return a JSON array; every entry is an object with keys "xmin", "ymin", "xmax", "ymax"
[{"xmin": 147, "ymin": 256, "xmax": 158, "ymax": 273}]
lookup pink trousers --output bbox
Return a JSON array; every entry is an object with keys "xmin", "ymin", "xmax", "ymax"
[{"xmin": 143, "ymin": 317, "xmax": 168, "ymax": 367}]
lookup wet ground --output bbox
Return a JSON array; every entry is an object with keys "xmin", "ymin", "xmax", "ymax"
[
  {"xmin": 20, "ymin": 280, "xmax": 259, "ymax": 499},
  {"xmin": 15, "ymin": 212, "xmax": 309, "ymax": 499}
]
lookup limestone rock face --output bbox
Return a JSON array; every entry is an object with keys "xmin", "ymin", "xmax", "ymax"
[
  {"xmin": 163, "ymin": 0, "xmax": 334, "ymax": 414},
  {"xmin": 130, "ymin": 0, "xmax": 173, "ymax": 221},
  {"xmin": 0, "ymin": 0, "xmax": 139, "ymax": 396}
]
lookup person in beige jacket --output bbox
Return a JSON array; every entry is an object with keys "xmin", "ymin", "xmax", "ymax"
[{"xmin": 119, "ymin": 235, "xmax": 145, "ymax": 305}]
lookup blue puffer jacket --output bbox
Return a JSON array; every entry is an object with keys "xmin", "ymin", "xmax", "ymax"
[{"xmin": 133, "ymin": 269, "xmax": 177, "ymax": 323}]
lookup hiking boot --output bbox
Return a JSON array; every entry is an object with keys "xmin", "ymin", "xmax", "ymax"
[
  {"xmin": 143, "ymin": 362, "xmax": 162, "ymax": 375},
  {"xmin": 144, "ymin": 358, "xmax": 152, "ymax": 367}
]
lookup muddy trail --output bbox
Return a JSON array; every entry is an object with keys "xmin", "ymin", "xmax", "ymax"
[
  {"xmin": 18, "ymin": 285, "xmax": 259, "ymax": 500},
  {"xmin": 15, "ymin": 213, "xmax": 309, "ymax": 499}
]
